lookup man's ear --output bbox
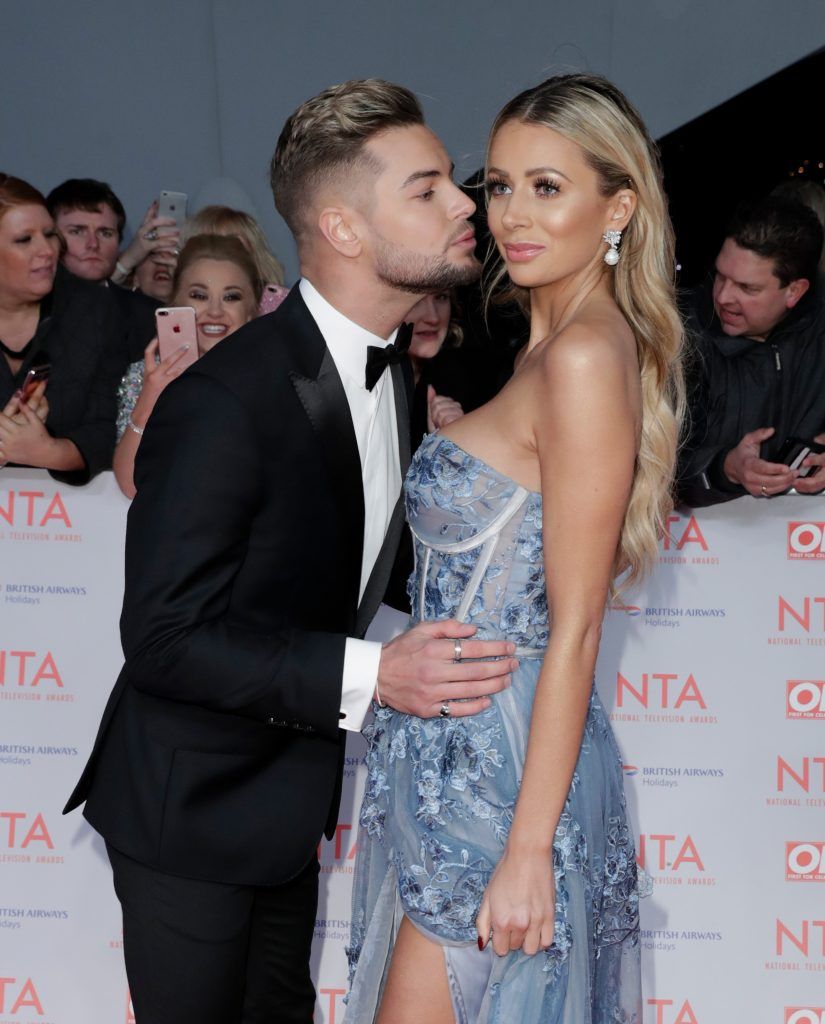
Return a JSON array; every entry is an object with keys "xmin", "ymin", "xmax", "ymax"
[
  {"xmin": 317, "ymin": 207, "xmax": 363, "ymax": 258},
  {"xmin": 785, "ymin": 277, "xmax": 810, "ymax": 309}
]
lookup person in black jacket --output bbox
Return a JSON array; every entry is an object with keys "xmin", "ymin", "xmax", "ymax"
[
  {"xmin": 0, "ymin": 174, "xmax": 127, "ymax": 484},
  {"xmin": 678, "ymin": 197, "xmax": 825, "ymax": 507},
  {"xmin": 64, "ymin": 80, "xmax": 517, "ymax": 1024},
  {"xmin": 46, "ymin": 178, "xmax": 160, "ymax": 361}
]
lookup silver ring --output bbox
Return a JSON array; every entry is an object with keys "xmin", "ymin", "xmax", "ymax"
[
  {"xmin": 145, "ymin": 229, "xmax": 158, "ymax": 241},
  {"xmin": 439, "ymin": 702, "xmax": 451, "ymax": 718},
  {"xmin": 761, "ymin": 483, "xmax": 768, "ymax": 497},
  {"xmin": 171, "ymin": 246, "xmax": 181, "ymax": 257},
  {"xmin": 453, "ymin": 638, "xmax": 462, "ymax": 663}
]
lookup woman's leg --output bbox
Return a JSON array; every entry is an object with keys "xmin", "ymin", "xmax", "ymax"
[{"xmin": 376, "ymin": 916, "xmax": 454, "ymax": 1024}]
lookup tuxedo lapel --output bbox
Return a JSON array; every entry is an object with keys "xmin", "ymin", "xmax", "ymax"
[
  {"xmin": 285, "ymin": 294, "xmax": 364, "ymax": 614},
  {"xmin": 354, "ymin": 359, "xmax": 413, "ymax": 636},
  {"xmin": 391, "ymin": 359, "xmax": 413, "ymax": 476}
]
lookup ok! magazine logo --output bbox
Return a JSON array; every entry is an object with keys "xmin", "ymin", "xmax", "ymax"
[
  {"xmin": 787, "ymin": 680, "xmax": 825, "ymax": 720},
  {"xmin": 788, "ymin": 522, "xmax": 825, "ymax": 560},
  {"xmin": 786, "ymin": 842, "xmax": 825, "ymax": 882}
]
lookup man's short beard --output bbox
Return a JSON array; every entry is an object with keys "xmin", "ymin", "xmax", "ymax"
[{"xmin": 374, "ymin": 237, "xmax": 480, "ymax": 294}]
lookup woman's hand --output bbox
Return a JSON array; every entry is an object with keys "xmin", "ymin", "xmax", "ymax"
[
  {"xmin": 476, "ymin": 845, "xmax": 556, "ymax": 957},
  {"xmin": 3, "ymin": 380, "xmax": 50, "ymax": 425},
  {"xmin": 129, "ymin": 338, "xmax": 192, "ymax": 429},
  {"xmin": 0, "ymin": 397, "xmax": 57, "ymax": 467},
  {"xmin": 113, "ymin": 201, "xmax": 180, "ymax": 281},
  {"xmin": 427, "ymin": 385, "xmax": 465, "ymax": 433}
]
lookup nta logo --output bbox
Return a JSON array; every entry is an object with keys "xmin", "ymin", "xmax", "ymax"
[
  {"xmin": 637, "ymin": 834, "xmax": 704, "ymax": 872},
  {"xmin": 617, "ymin": 672, "xmax": 706, "ymax": 709},
  {"xmin": 0, "ymin": 490, "xmax": 71, "ymax": 528},
  {"xmin": 787, "ymin": 681, "xmax": 825, "ymax": 719},
  {"xmin": 778, "ymin": 597, "xmax": 825, "ymax": 633},
  {"xmin": 776, "ymin": 919, "xmax": 825, "ymax": 957},
  {"xmin": 788, "ymin": 522, "xmax": 825, "ymax": 560},
  {"xmin": 0, "ymin": 651, "xmax": 63, "ymax": 688},
  {"xmin": 786, "ymin": 842, "xmax": 825, "ymax": 882},
  {"xmin": 0, "ymin": 977, "xmax": 43, "ymax": 1014},
  {"xmin": 663, "ymin": 515, "xmax": 708, "ymax": 551},
  {"xmin": 777, "ymin": 757, "xmax": 825, "ymax": 793},
  {"xmin": 1, "ymin": 812, "xmax": 54, "ymax": 849},
  {"xmin": 647, "ymin": 998, "xmax": 699, "ymax": 1024}
]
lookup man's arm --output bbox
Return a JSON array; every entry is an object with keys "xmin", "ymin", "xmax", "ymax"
[{"xmin": 121, "ymin": 372, "xmax": 346, "ymax": 742}]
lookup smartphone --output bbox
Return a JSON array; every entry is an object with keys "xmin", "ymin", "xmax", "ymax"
[
  {"xmin": 776, "ymin": 436, "xmax": 825, "ymax": 478},
  {"xmin": 157, "ymin": 190, "xmax": 188, "ymax": 235},
  {"xmin": 155, "ymin": 307, "xmax": 198, "ymax": 369},
  {"xmin": 20, "ymin": 363, "xmax": 51, "ymax": 401}
]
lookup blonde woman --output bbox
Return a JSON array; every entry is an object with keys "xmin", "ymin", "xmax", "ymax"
[
  {"xmin": 183, "ymin": 205, "xmax": 288, "ymax": 313},
  {"xmin": 113, "ymin": 234, "xmax": 261, "ymax": 497},
  {"xmin": 347, "ymin": 74, "xmax": 684, "ymax": 1023}
]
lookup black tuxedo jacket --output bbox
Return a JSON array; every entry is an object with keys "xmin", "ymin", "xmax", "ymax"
[{"xmin": 65, "ymin": 288, "xmax": 412, "ymax": 886}]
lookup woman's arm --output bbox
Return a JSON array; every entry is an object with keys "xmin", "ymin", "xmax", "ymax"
[
  {"xmin": 477, "ymin": 323, "xmax": 638, "ymax": 957},
  {"xmin": 113, "ymin": 341, "xmax": 192, "ymax": 498},
  {"xmin": 0, "ymin": 397, "xmax": 85, "ymax": 471}
]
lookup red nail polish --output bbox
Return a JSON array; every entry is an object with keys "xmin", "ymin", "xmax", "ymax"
[{"xmin": 477, "ymin": 937, "xmax": 485, "ymax": 951}]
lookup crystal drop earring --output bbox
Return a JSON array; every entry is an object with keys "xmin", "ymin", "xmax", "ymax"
[{"xmin": 603, "ymin": 229, "xmax": 622, "ymax": 266}]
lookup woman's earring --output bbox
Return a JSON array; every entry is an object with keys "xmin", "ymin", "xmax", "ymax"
[{"xmin": 603, "ymin": 229, "xmax": 622, "ymax": 266}]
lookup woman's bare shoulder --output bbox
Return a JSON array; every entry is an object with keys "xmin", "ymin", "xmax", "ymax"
[{"xmin": 534, "ymin": 310, "xmax": 635, "ymax": 387}]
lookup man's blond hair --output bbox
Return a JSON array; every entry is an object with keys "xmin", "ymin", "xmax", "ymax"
[{"xmin": 270, "ymin": 79, "xmax": 423, "ymax": 242}]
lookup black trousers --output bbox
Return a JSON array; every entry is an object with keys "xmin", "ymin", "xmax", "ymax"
[{"xmin": 107, "ymin": 844, "xmax": 319, "ymax": 1024}]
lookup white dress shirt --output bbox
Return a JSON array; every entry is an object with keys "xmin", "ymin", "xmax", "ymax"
[{"xmin": 299, "ymin": 279, "xmax": 402, "ymax": 731}]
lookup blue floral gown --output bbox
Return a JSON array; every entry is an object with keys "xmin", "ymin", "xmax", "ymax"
[{"xmin": 346, "ymin": 434, "xmax": 642, "ymax": 1023}]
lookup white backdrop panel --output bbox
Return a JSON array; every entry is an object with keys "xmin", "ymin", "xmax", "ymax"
[{"xmin": 1, "ymin": 469, "xmax": 822, "ymax": 1024}]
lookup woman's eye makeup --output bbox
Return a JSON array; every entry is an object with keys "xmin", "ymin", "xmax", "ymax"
[
  {"xmin": 484, "ymin": 177, "xmax": 509, "ymax": 197},
  {"xmin": 534, "ymin": 176, "xmax": 561, "ymax": 196},
  {"xmin": 483, "ymin": 176, "xmax": 561, "ymax": 197},
  {"xmin": 223, "ymin": 291, "xmax": 243, "ymax": 302}
]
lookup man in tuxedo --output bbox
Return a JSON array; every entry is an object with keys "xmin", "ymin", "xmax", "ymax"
[{"xmin": 65, "ymin": 79, "xmax": 518, "ymax": 1023}]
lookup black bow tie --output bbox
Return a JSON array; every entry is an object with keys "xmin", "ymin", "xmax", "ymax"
[{"xmin": 365, "ymin": 322, "xmax": 413, "ymax": 391}]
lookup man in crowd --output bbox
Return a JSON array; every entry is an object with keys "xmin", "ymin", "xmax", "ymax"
[
  {"xmin": 677, "ymin": 196, "xmax": 825, "ymax": 506},
  {"xmin": 46, "ymin": 178, "xmax": 159, "ymax": 360},
  {"xmin": 66, "ymin": 80, "xmax": 517, "ymax": 1023}
]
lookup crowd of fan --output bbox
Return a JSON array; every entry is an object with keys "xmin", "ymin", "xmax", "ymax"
[{"xmin": 1, "ymin": 171, "xmax": 824, "ymax": 506}]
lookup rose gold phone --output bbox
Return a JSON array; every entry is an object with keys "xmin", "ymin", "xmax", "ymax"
[
  {"xmin": 21, "ymin": 363, "xmax": 51, "ymax": 400},
  {"xmin": 155, "ymin": 307, "xmax": 198, "ymax": 368}
]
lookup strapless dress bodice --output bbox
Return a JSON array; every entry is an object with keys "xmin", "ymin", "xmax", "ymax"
[{"xmin": 404, "ymin": 433, "xmax": 548, "ymax": 653}]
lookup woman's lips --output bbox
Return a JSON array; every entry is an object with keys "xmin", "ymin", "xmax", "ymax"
[
  {"xmin": 199, "ymin": 323, "xmax": 228, "ymax": 337},
  {"xmin": 504, "ymin": 242, "xmax": 546, "ymax": 263}
]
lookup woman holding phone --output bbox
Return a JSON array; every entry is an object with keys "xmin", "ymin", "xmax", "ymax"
[
  {"xmin": 0, "ymin": 173, "xmax": 126, "ymax": 481},
  {"xmin": 113, "ymin": 233, "xmax": 261, "ymax": 497}
]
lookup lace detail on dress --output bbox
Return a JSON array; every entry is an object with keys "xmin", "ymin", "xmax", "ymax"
[{"xmin": 347, "ymin": 432, "xmax": 642, "ymax": 1023}]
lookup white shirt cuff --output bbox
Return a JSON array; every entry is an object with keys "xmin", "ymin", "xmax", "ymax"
[{"xmin": 339, "ymin": 638, "xmax": 382, "ymax": 732}]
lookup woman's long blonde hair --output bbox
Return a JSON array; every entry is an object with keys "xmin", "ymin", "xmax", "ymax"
[
  {"xmin": 487, "ymin": 74, "xmax": 685, "ymax": 589},
  {"xmin": 182, "ymin": 205, "xmax": 285, "ymax": 287}
]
